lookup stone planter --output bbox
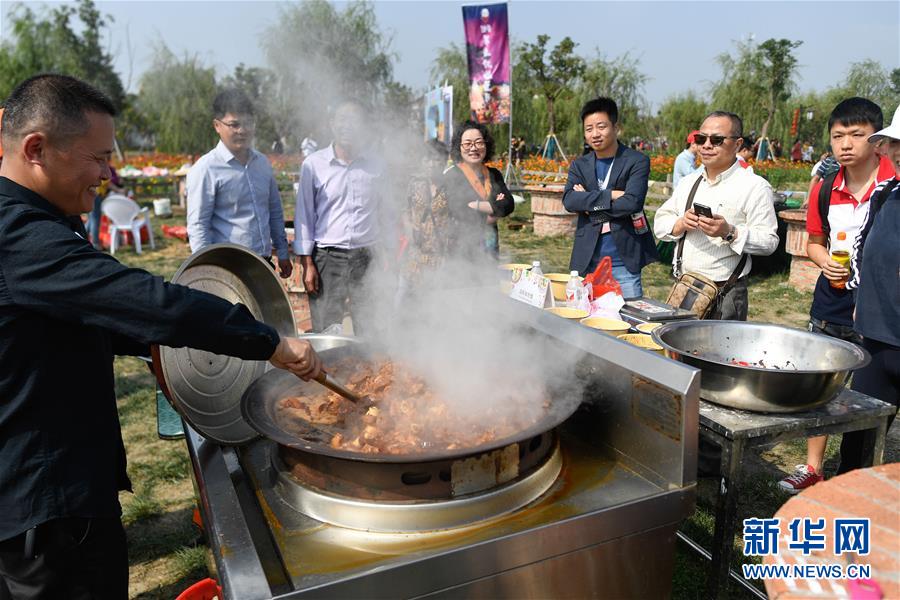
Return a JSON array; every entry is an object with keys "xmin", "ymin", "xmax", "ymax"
[
  {"xmin": 527, "ymin": 184, "xmax": 575, "ymax": 237},
  {"xmin": 778, "ymin": 209, "xmax": 818, "ymax": 292}
]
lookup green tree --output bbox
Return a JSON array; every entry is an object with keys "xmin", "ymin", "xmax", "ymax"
[
  {"xmin": 712, "ymin": 38, "xmax": 802, "ymax": 141},
  {"xmin": 518, "ymin": 35, "xmax": 585, "ymax": 152},
  {"xmin": 219, "ymin": 64, "xmax": 280, "ymax": 152},
  {"xmin": 0, "ymin": 0, "xmax": 125, "ymax": 109},
  {"xmin": 756, "ymin": 39, "xmax": 802, "ymax": 140},
  {"xmin": 136, "ymin": 44, "xmax": 217, "ymax": 154},
  {"xmin": 577, "ymin": 51, "xmax": 651, "ymax": 147},
  {"xmin": 837, "ymin": 60, "xmax": 900, "ymax": 113},
  {"xmin": 261, "ymin": 0, "xmax": 395, "ymax": 150},
  {"xmin": 657, "ymin": 92, "xmax": 709, "ymax": 154}
]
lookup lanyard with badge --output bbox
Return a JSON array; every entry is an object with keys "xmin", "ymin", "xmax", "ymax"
[{"xmin": 597, "ymin": 159, "xmax": 614, "ymax": 233}]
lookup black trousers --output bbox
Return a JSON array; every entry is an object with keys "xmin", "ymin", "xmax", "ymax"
[
  {"xmin": 839, "ymin": 337, "xmax": 900, "ymax": 474},
  {"xmin": 708, "ymin": 277, "xmax": 748, "ymax": 321},
  {"xmin": 309, "ymin": 246, "xmax": 372, "ymax": 333},
  {"xmin": 0, "ymin": 518, "xmax": 127, "ymax": 600}
]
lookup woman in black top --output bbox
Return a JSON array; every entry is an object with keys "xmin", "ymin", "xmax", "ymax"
[{"xmin": 439, "ymin": 121, "xmax": 515, "ymax": 263}]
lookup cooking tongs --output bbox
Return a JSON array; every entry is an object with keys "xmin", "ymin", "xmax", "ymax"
[{"xmin": 314, "ymin": 372, "xmax": 374, "ymax": 408}]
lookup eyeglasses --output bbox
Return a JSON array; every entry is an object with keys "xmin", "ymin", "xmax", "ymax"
[
  {"xmin": 461, "ymin": 140, "xmax": 486, "ymax": 150},
  {"xmin": 216, "ymin": 119, "xmax": 256, "ymax": 132},
  {"xmin": 694, "ymin": 134, "xmax": 738, "ymax": 147}
]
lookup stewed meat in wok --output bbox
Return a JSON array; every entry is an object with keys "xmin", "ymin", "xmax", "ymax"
[{"xmin": 275, "ymin": 358, "xmax": 550, "ymax": 455}]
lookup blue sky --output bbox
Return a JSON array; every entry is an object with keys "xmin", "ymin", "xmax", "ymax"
[{"xmin": 3, "ymin": 1, "xmax": 899, "ymax": 110}]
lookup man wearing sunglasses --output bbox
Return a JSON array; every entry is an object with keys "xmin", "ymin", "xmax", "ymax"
[
  {"xmin": 186, "ymin": 89, "xmax": 292, "ymax": 278},
  {"xmin": 654, "ymin": 111, "xmax": 778, "ymax": 320}
]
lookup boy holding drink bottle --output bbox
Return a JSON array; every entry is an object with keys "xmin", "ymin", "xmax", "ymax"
[{"xmin": 777, "ymin": 97, "xmax": 895, "ymax": 493}]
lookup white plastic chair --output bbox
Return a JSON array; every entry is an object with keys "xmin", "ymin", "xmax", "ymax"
[{"xmin": 101, "ymin": 194, "xmax": 155, "ymax": 255}]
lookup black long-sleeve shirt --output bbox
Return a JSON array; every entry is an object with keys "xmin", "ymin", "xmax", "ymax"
[{"xmin": 0, "ymin": 177, "xmax": 280, "ymax": 541}]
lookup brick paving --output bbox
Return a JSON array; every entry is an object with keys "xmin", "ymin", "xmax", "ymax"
[{"xmin": 764, "ymin": 463, "xmax": 900, "ymax": 599}]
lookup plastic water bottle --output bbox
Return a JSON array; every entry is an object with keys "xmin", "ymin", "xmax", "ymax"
[
  {"xmin": 565, "ymin": 271, "xmax": 582, "ymax": 307},
  {"xmin": 829, "ymin": 231, "xmax": 851, "ymax": 289},
  {"xmin": 530, "ymin": 261, "xmax": 543, "ymax": 277}
]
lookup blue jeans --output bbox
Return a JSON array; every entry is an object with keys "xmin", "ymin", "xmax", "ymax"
[{"xmin": 587, "ymin": 232, "xmax": 643, "ymax": 299}]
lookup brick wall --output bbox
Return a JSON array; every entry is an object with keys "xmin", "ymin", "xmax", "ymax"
[
  {"xmin": 787, "ymin": 256, "xmax": 819, "ymax": 292},
  {"xmin": 764, "ymin": 464, "xmax": 900, "ymax": 600},
  {"xmin": 530, "ymin": 188, "xmax": 576, "ymax": 237}
]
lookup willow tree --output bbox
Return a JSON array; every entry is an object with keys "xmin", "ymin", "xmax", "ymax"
[
  {"xmin": 518, "ymin": 35, "xmax": 585, "ymax": 145},
  {"xmin": 261, "ymin": 0, "xmax": 395, "ymax": 149},
  {"xmin": 137, "ymin": 44, "xmax": 218, "ymax": 154},
  {"xmin": 712, "ymin": 38, "xmax": 802, "ymax": 140},
  {"xmin": 657, "ymin": 92, "xmax": 709, "ymax": 154},
  {"xmin": 429, "ymin": 43, "xmax": 471, "ymax": 131},
  {"xmin": 0, "ymin": 0, "xmax": 125, "ymax": 109}
]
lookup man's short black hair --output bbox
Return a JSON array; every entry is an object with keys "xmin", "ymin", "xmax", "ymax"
[
  {"xmin": 704, "ymin": 110, "xmax": 743, "ymax": 138},
  {"xmin": 1, "ymin": 74, "xmax": 116, "ymax": 147},
  {"xmin": 450, "ymin": 120, "xmax": 495, "ymax": 163},
  {"xmin": 580, "ymin": 97, "xmax": 618, "ymax": 124},
  {"xmin": 828, "ymin": 97, "xmax": 883, "ymax": 132},
  {"xmin": 213, "ymin": 88, "xmax": 254, "ymax": 119},
  {"xmin": 739, "ymin": 139, "xmax": 753, "ymax": 152}
]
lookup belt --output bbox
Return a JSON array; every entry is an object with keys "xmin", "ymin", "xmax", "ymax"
[
  {"xmin": 809, "ymin": 316, "xmax": 853, "ymax": 330},
  {"xmin": 316, "ymin": 245, "xmax": 370, "ymax": 254}
]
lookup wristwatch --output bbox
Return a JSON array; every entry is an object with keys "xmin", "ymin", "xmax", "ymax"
[{"xmin": 724, "ymin": 225, "xmax": 737, "ymax": 243}]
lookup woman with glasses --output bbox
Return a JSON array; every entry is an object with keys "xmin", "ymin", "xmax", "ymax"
[{"xmin": 438, "ymin": 121, "xmax": 514, "ymax": 264}]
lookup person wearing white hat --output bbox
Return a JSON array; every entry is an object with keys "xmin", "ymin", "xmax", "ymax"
[{"xmin": 838, "ymin": 103, "xmax": 900, "ymax": 474}]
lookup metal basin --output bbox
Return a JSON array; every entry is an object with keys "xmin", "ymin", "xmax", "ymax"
[{"xmin": 652, "ymin": 320, "xmax": 870, "ymax": 413}]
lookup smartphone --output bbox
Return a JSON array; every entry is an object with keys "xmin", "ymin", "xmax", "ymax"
[{"xmin": 693, "ymin": 203, "xmax": 714, "ymax": 218}]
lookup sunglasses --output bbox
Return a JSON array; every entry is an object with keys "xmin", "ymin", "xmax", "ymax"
[{"xmin": 694, "ymin": 134, "xmax": 739, "ymax": 147}]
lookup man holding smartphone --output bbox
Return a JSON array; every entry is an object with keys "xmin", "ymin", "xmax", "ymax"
[{"xmin": 654, "ymin": 111, "xmax": 778, "ymax": 320}]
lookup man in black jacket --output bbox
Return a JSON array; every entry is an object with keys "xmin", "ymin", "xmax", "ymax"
[
  {"xmin": 0, "ymin": 74, "xmax": 322, "ymax": 600},
  {"xmin": 562, "ymin": 97, "xmax": 658, "ymax": 298}
]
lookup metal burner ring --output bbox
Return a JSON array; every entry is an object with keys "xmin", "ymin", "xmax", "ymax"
[{"xmin": 272, "ymin": 440, "xmax": 562, "ymax": 532}]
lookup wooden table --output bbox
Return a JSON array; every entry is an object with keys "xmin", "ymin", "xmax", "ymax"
[{"xmin": 687, "ymin": 389, "xmax": 896, "ymax": 598}]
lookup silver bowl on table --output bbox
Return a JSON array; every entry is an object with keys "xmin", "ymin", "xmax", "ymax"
[{"xmin": 652, "ymin": 321, "xmax": 870, "ymax": 413}]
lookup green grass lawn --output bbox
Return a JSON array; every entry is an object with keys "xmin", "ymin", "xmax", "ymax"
[{"xmin": 114, "ymin": 198, "xmax": 822, "ymax": 598}]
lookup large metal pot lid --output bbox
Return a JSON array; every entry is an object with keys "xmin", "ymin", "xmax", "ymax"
[{"xmin": 159, "ymin": 244, "xmax": 296, "ymax": 445}]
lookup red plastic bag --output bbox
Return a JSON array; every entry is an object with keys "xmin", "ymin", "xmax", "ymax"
[
  {"xmin": 583, "ymin": 256, "xmax": 622, "ymax": 298},
  {"xmin": 176, "ymin": 578, "xmax": 221, "ymax": 600}
]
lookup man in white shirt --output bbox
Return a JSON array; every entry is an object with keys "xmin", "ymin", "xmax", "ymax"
[
  {"xmin": 187, "ymin": 89, "xmax": 291, "ymax": 277},
  {"xmin": 654, "ymin": 111, "xmax": 778, "ymax": 320}
]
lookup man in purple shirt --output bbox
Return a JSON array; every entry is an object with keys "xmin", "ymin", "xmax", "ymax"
[{"xmin": 294, "ymin": 101, "xmax": 381, "ymax": 332}]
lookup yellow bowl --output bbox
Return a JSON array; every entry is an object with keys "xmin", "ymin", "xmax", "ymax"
[
  {"xmin": 545, "ymin": 273, "xmax": 572, "ymax": 301},
  {"xmin": 618, "ymin": 333, "xmax": 664, "ymax": 353},
  {"xmin": 580, "ymin": 317, "xmax": 631, "ymax": 333},
  {"xmin": 636, "ymin": 322, "xmax": 662, "ymax": 334},
  {"xmin": 545, "ymin": 307, "xmax": 589, "ymax": 320},
  {"xmin": 499, "ymin": 263, "xmax": 532, "ymax": 272}
]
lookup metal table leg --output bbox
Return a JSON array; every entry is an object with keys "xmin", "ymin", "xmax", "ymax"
[
  {"xmin": 860, "ymin": 422, "xmax": 888, "ymax": 468},
  {"xmin": 707, "ymin": 436, "xmax": 745, "ymax": 599}
]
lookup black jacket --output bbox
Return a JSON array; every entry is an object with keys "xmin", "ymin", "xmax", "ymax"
[
  {"xmin": 0, "ymin": 177, "xmax": 279, "ymax": 541},
  {"xmin": 439, "ymin": 164, "xmax": 514, "ymax": 259},
  {"xmin": 562, "ymin": 144, "xmax": 659, "ymax": 274}
]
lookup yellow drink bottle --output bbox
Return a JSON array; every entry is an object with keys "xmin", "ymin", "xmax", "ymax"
[{"xmin": 829, "ymin": 231, "xmax": 850, "ymax": 289}]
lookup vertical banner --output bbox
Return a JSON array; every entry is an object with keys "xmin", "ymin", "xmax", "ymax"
[
  {"xmin": 462, "ymin": 3, "xmax": 510, "ymax": 124},
  {"xmin": 790, "ymin": 108, "xmax": 800, "ymax": 137},
  {"xmin": 424, "ymin": 85, "xmax": 454, "ymax": 147}
]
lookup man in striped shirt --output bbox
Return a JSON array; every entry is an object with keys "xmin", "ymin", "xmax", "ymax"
[{"xmin": 654, "ymin": 111, "xmax": 779, "ymax": 320}]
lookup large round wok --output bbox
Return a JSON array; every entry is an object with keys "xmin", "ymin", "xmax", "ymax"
[{"xmin": 241, "ymin": 339, "xmax": 584, "ymax": 462}]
